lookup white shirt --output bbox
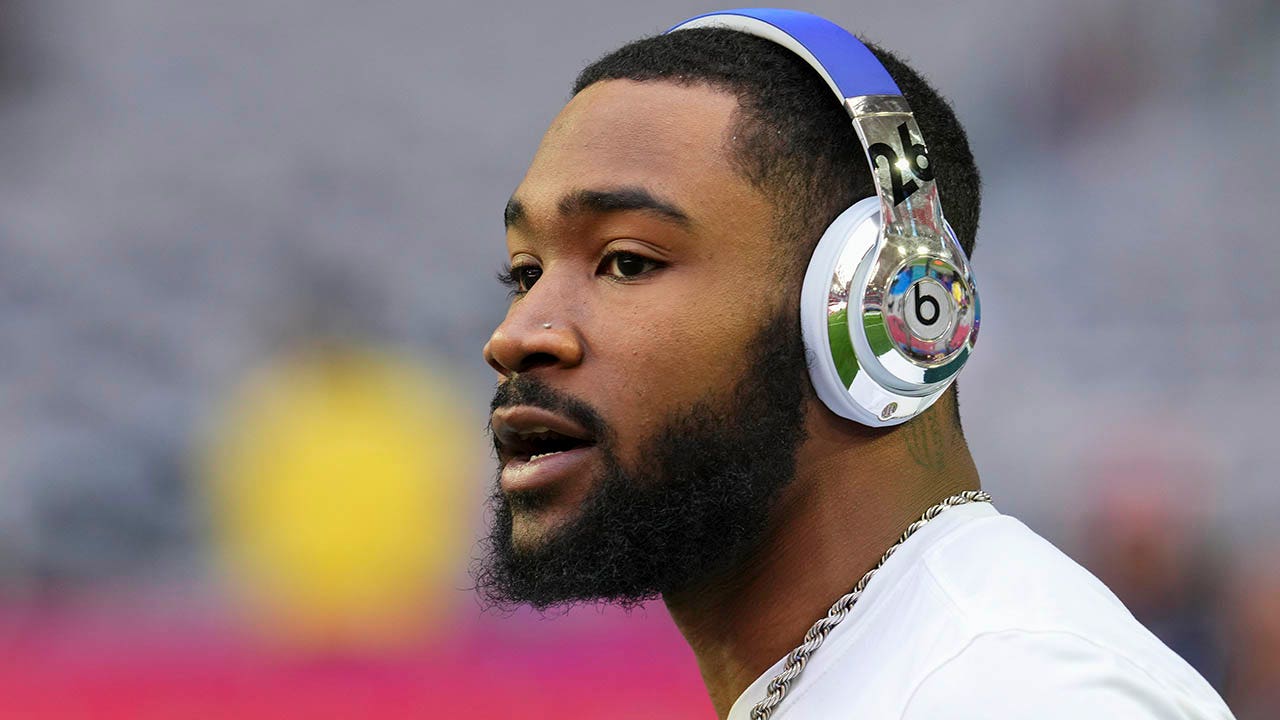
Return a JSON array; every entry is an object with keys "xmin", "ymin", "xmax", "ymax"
[{"xmin": 728, "ymin": 503, "xmax": 1235, "ymax": 719}]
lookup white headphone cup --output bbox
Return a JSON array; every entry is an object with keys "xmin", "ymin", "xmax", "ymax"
[{"xmin": 799, "ymin": 198, "xmax": 882, "ymax": 424}]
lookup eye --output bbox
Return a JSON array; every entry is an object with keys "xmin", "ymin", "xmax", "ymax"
[
  {"xmin": 497, "ymin": 263, "xmax": 542, "ymax": 295},
  {"xmin": 514, "ymin": 265, "xmax": 542, "ymax": 291},
  {"xmin": 599, "ymin": 251, "xmax": 662, "ymax": 280}
]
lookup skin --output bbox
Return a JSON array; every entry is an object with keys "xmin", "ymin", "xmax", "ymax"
[{"xmin": 483, "ymin": 79, "xmax": 982, "ymax": 719}]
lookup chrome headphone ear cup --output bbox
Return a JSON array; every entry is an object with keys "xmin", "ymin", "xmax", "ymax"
[
  {"xmin": 800, "ymin": 199, "xmax": 956, "ymax": 427},
  {"xmin": 800, "ymin": 198, "xmax": 884, "ymax": 425}
]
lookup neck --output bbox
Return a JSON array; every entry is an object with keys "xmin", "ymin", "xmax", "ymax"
[{"xmin": 662, "ymin": 397, "xmax": 980, "ymax": 719}]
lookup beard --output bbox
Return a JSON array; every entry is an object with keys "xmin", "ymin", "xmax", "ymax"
[{"xmin": 473, "ymin": 308, "xmax": 810, "ymax": 610}]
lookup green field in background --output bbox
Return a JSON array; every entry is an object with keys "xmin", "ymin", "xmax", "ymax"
[{"xmin": 826, "ymin": 308, "xmax": 894, "ymax": 386}]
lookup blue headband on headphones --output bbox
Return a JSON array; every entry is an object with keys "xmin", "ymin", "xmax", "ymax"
[{"xmin": 668, "ymin": 8, "xmax": 900, "ymax": 100}]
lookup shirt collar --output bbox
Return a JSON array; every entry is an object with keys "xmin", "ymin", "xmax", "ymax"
[{"xmin": 726, "ymin": 500, "xmax": 1000, "ymax": 719}]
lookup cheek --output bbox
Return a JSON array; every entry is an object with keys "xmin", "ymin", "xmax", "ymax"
[{"xmin": 581, "ymin": 276, "xmax": 758, "ymax": 459}]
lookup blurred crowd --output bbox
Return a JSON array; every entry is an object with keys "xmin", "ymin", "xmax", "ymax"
[
  {"xmin": 0, "ymin": 1, "xmax": 1276, "ymax": 717},
  {"xmin": 1071, "ymin": 445, "xmax": 1280, "ymax": 717}
]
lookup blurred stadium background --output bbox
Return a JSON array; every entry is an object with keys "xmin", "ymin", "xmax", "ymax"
[{"xmin": 0, "ymin": 0, "xmax": 1276, "ymax": 717}]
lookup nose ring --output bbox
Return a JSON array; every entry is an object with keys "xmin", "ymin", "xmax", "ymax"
[{"xmin": 542, "ymin": 322, "xmax": 553, "ymax": 329}]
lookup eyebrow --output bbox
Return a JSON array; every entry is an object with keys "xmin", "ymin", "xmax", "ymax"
[
  {"xmin": 503, "ymin": 197, "xmax": 526, "ymax": 229},
  {"xmin": 503, "ymin": 187, "xmax": 692, "ymax": 230}
]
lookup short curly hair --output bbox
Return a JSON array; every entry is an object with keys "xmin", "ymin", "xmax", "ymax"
[{"xmin": 572, "ymin": 28, "xmax": 982, "ymax": 279}]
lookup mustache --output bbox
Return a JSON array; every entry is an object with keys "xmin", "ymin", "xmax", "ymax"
[{"xmin": 488, "ymin": 376, "xmax": 612, "ymax": 445}]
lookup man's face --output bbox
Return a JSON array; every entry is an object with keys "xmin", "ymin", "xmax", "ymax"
[{"xmin": 478, "ymin": 80, "xmax": 809, "ymax": 606}]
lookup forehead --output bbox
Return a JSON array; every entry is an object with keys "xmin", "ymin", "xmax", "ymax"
[{"xmin": 512, "ymin": 80, "xmax": 757, "ymax": 227}]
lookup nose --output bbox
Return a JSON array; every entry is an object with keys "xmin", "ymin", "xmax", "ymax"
[{"xmin": 483, "ymin": 290, "xmax": 585, "ymax": 377}]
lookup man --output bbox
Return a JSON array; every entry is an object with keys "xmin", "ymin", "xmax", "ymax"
[{"xmin": 477, "ymin": 9, "xmax": 1234, "ymax": 719}]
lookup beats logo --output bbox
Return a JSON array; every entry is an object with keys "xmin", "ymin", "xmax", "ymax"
[{"xmin": 904, "ymin": 278, "xmax": 951, "ymax": 340}]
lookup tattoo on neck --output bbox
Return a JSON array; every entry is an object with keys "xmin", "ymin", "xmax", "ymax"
[{"xmin": 903, "ymin": 407, "xmax": 948, "ymax": 472}]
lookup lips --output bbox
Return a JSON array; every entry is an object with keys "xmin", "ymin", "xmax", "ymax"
[
  {"xmin": 491, "ymin": 405, "xmax": 597, "ymax": 465},
  {"xmin": 491, "ymin": 405, "xmax": 601, "ymax": 495}
]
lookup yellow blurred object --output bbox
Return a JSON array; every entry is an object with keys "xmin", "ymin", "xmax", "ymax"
[{"xmin": 202, "ymin": 347, "xmax": 472, "ymax": 649}]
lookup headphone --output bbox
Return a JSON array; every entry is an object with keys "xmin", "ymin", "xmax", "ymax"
[{"xmin": 668, "ymin": 9, "xmax": 980, "ymax": 427}]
